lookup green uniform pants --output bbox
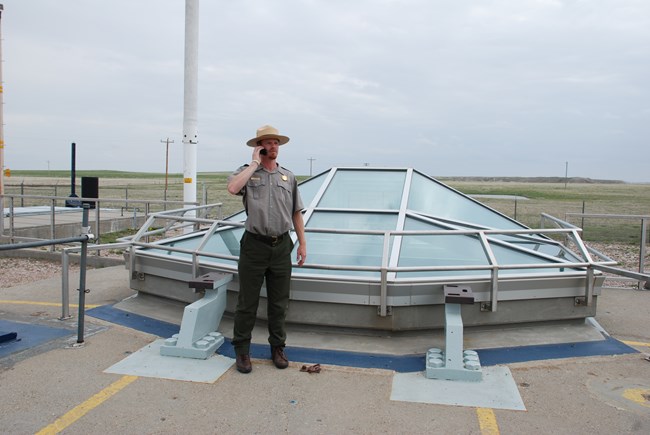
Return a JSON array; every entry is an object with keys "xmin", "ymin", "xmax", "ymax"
[{"xmin": 232, "ymin": 232, "xmax": 293, "ymax": 356}]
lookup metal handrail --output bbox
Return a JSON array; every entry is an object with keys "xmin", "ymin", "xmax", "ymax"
[
  {"xmin": 54, "ymin": 208, "xmax": 649, "ymax": 318},
  {"xmin": 126, "ymin": 210, "xmax": 641, "ymax": 316},
  {"xmin": 58, "ymin": 203, "xmax": 225, "ymax": 317},
  {"xmin": 3, "ymin": 205, "xmax": 94, "ymax": 343},
  {"xmin": 544, "ymin": 212, "xmax": 649, "ymax": 289},
  {"xmin": 1, "ymin": 192, "xmax": 201, "ymax": 246}
]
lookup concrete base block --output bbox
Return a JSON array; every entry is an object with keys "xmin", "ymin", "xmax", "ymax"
[
  {"xmin": 160, "ymin": 332, "xmax": 225, "ymax": 359},
  {"xmin": 425, "ymin": 348, "xmax": 483, "ymax": 382}
]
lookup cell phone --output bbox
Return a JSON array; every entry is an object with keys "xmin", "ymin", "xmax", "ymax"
[{"xmin": 260, "ymin": 149, "xmax": 267, "ymax": 156}]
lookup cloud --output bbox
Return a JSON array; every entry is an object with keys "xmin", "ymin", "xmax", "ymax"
[{"xmin": 2, "ymin": 0, "xmax": 649, "ymax": 181}]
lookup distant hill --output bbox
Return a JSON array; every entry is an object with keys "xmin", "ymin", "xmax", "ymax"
[{"xmin": 436, "ymin": 176, "xmax": 625, "ymax": 184}]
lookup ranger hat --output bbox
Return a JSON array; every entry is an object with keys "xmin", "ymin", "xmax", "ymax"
[{"xmin": 246, "ymin": 125, "xmax": 290, "ymax": 147}]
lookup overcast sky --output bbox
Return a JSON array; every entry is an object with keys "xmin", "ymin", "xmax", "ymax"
[{"xmin": 2, "ymin": 0, "xmax": 649, "ymax": 181}]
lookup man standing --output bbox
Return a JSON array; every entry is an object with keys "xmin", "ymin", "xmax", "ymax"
[{"xmin": 227, "ymin": 125, "xmax": 307, "ymax": 374}]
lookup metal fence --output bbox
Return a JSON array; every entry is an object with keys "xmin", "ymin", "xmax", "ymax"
[{"xmin": 0, "ymin": 193, "xmax": 202, "ymax": 247}]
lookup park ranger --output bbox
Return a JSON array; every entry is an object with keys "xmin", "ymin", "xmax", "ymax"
[{"xmin": 227, "ymin": 125, "xmax": 307, "ymax": 374}]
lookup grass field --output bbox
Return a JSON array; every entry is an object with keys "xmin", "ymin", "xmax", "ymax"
[{"xmin": 3, "ymin": 170, "xmax": 649, "ymax": 245}]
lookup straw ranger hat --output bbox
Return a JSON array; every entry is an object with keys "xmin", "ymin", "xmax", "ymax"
[{"xmin": 246, "ymin": 125, "xmax": 290, "ymax": 147}]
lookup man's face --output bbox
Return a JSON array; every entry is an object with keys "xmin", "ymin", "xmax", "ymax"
[{"xmin": 260, "ymin": 138, "xmax": 280, "ymax": 159}]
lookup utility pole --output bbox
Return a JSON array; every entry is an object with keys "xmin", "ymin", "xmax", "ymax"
[
  {"xmin": 564, "ymin": 161, "xmax": 569, "ymax": 189},
  {"xmin": 307, "ymin": 157, "xmax": 316, "ymax": 177},
  {"xmin": 161, "ymin": 138, "xmax": 175, "ymax": 202}
]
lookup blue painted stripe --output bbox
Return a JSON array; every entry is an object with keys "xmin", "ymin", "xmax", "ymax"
[
  {"xmin": 476, "ymin": 337, "xmax": 637, "ymax": 366},
  {"xmin": 87, "ymin": 305, "xmax": 638, "ymax": 372},
  {"xmin": 87, "ymin": 305, "xmax": 180, "ymax": 338},
  {"xmin": 0, "ymin": 319, "xmax": 72, "ymax": 358}
]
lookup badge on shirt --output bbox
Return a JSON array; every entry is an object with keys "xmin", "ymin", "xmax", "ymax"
[{"xmin": 281, "ymin": 175, "xmax": 288, "ymax": 181}]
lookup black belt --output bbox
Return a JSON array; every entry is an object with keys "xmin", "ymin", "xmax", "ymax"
[{"xmin": 246, "ymin": 231, "xmax": 289, "ymax": 247}]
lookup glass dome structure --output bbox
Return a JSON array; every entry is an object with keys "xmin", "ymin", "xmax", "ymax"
[{"xmin": 128, "ymin": 167, "xmax": 603, "ymax": 331}]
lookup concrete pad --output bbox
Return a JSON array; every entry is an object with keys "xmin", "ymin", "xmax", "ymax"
[
  {"xmin": 104, "ymin": 338, "xmax": 234, "ymax": 383},
  {"xmin": 391, "ymin": 366, "xmax": 526, "ymax": 411}
]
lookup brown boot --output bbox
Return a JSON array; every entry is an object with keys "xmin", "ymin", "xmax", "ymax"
[
  {"xmin": 271, "ymin": 346, "xmax": 289, "ymax": 369},
  {"xmin": 236, "ymin": 354, "xmax": 252, "ymax": 373}
]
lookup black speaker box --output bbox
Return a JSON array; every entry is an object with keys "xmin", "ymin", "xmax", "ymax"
[{"xmin": 81, "ymin": 176, "xmax": 99, "ymax": 209}]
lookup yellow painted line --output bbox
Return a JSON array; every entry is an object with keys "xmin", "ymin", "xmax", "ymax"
[
  {"xmin": 622, "ymin": 388, "xmax": 650, "ymax": 408},
  {"xmin": 0, "ymin": 300, "xmax": 100, "ymax": 309},
  {"xmin": 476, "ymin": 408, "xmax": 500, "ymax": 435},
  {"xmin": 621, "ymin": 340, "xmax": 650, "ymax": 347},
  {"xmin": 35, "ymin": 375, "xmax": 138, "ymax": 435}
]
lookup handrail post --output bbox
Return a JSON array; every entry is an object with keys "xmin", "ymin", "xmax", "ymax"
[
  {"xmin": 379, "ymin": 231, "xmax": 390, "ymax": 317},
  {"xmin": 76, "ymin": 205, "xmax": 91, "ymax": 344},
  {"xmin": 584, "ymin": 266, "xmax": 594, "ymax": 306},
  {"xmin": 478, "ymin": 231, "xmax": 499, "ymax": 312},
  {"xmin": 640, "ymin": 218, "xmax": 647, "ymax": 289},
  {"xmin": 9, "ymin": 196, "xmax": 15, "ymax": 242},
  {"xmin": 61, "ymin": 250, "xmax": 71, "ymax": 319},
  {"xmin": 95, "ymin": 201, "xmax": 101, "ymax": 248},
  {"xmin": 49, "ymin": 198, "xmax": 56, "ymax": 251},
  {"xmin": 0, "ymin": 196, "xmax": 4, "ymax": 236}
]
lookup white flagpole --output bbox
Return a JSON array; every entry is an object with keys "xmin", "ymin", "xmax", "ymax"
[{"xmin": 182, "ymin": 0, "xmax": 199, "ymax": 216}]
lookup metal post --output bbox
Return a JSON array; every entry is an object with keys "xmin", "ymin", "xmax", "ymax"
[
  {"xmin": 585, "ymin": 267, "xmax": 594, "ymax": 306},
  {"xmin": 49, "ymin": 198, "xmax": 56, "ymax": 251},
  {"xmin": 161, "ymin": 137, "xmax": 174, "ymax": 209},
  {"xmin": 95, "ymin": 204, "xmax": 100, "ymax": 249},
  {"xmin": 640, "ymin": 218, "xmax": 647, "ymax": 289},
  {"xmin": 308, "ymin": 157, "xmax": 316, "ymax": 177},
  {"xmin": 8, "ymin": 195, "xmax": 14, "ymax": 242},
  {"xmin": 379, "ymin": 232, "xmax": 390, "ymax": 317},
  {"xmin": 0, "ymin": 5, "xmax": 5, "ymax": 211},
  {"xmin": 77, "ymin": 205, "xmax": 90, "ymax": 343},
  {"xmin": 182, "ymin": 0, "xmax": 199, "ymax": 217},
  {"xmin": 61, "ymin": 251, "xmax": 71, "ymax": 319}
]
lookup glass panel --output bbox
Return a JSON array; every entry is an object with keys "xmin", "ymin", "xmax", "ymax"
[
  {"xmin": 293, "ymin": 232, "xmax": 386, "ymax": 278},
  {"xmin": 149, "ymin": 228, "xmax": 243, "ymax": 268},
  {"xmin": 293, "ymin": 210, "xmax": 398, "ymax": 277},
  {"xmin": 398, "ymin": 217, "xmax": 487, "ymax": 277},
  {"xmin": 297, "ymin": 172, "xmax": 328, "ymax": 208},
  {"xmin": 506, "ymin": 240, "xmax": 582, "ymax": 261},
  {"xmin": 307, "ymin": 210, "xmax": 398, "ymax": 230},
  {"xmin": 408, "ymin": 172, "xmax": 524, "ymax": 230},
  {"xmin": 318, "ymin": 169, "xmax": 406, "ymax": 210},
  {"xmin": 490, "ymin": 243, "xmax": 571, "ymax": 274},
  {"xmin": 397, "ymin": 217, "xmax": 571, "ymax": 278}
]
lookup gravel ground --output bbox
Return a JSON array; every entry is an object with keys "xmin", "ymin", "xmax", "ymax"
[
  {"xmin": 1, "ymin": 242, "xmax": 647, "ymax": 289},
  {"xmin": 0, "ymin": 257, "xmax": 82, "ymax": 288}
]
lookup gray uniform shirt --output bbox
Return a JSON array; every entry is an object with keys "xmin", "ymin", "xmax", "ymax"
[{"xmin": 229, "ymin": 164, "xmax": 304, "ymax": 237}]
